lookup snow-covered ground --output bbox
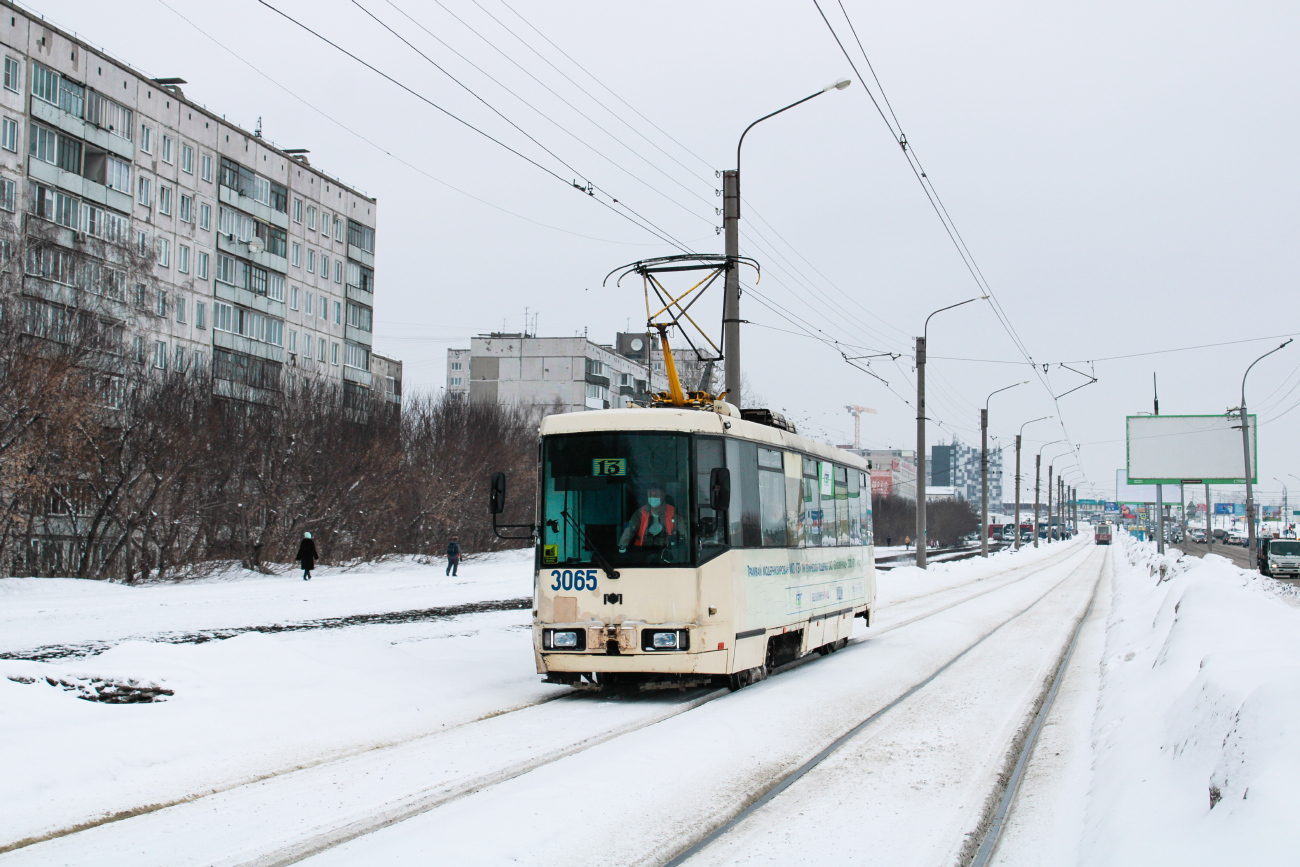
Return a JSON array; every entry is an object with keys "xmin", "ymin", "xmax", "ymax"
[{"xmin": 3, "ymin": 537, "xmax": 1299, "ymax": 865}]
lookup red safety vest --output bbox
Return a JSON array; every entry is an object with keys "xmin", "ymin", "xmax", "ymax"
[{"xmin": 634, "ymin": 504, "xmax": 675, "ymax": 545}]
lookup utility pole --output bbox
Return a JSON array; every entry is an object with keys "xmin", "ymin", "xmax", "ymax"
[
  {"xmin": 981, "ymin": 408, "xmax": 989, "ymax": 557},
  {"xmin": 916, "ymin": 336, "xmax": 927, "ymax": 567},
  {"xmin": 1014, "ymin": 435, "xmax": 1022, "ymax": 551},
  {"xmin": 1206, "ymin": 484, "xmax": 1213, "ymax": 551},
  {"xmin": 1238, "ymin": 340, "xmax": 1290, "ymax": 567},
  {"xmin": 722, "ymin": 169, "xmax": 741, "ymax": 408},
  {"xmin": 1047, "ymin": 464, "xmax": 1054, "ymax": 544},
  {"xmin": 1154, "ymin": 374, "xmax": 1164, "ymax": 554},
  {"xmin": 1034, "ymin": 454, "xmax": 1041, "ymax": 549}
]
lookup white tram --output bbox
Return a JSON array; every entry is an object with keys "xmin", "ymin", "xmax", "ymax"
[{"xmin": 510, "ymin": 402, "xmax": 875, "ymax": 690}]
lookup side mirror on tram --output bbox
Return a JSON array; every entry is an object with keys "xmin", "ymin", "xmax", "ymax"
[
  {"xmin": 709, "ymin": 467, "xmax": 731, "ymax": 512},
  {"xmin": 489, "ymin": 472, "xmax": 506, "ymax": 515}
]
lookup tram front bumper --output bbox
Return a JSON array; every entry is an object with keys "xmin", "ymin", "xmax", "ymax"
[{"xmin": 541, "ymin": 648, "xmax": 729, "ymax": 675}]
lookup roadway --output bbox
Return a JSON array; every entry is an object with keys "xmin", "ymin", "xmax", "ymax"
[{"xmin": 1178, "ymin": 539, "xmax": 1254, "ymax": 570}]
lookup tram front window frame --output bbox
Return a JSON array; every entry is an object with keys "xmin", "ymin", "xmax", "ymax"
[{"xmin": 538, "ymin": 430, "xmax": 873, "ymax": 571}]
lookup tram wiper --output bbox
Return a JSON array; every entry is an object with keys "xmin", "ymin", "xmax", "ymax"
[{"xmin": 559, "ymin": 509, "xmax": 621, "ymax": 580}]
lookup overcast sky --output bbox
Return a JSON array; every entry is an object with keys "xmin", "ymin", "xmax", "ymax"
[{"xmin": 36, "ymin": 0, "xmax": 1300, "ymax": 506}]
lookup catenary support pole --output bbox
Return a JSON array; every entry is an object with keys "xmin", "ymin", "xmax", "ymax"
[
  {"xmin": 981, "ymin": 408, "xmax": 989, "ymax": 557},
  {"xmin": 722, "ymin": 169, "xmax": 740, "ymax": 409},
  {"xmin": 916, "ymin": 336, "xmax": 927, "ymax": 568},
  {"xmin": 1034, "ymin": 455, "xmax": 1041, "ymax": 549},
  {"xmin": 1156, "ymin": 483, "xmax": 1165, "ymax": 554},
  {"xmin": 1013, "ymin": 435, "xmax": 1022, "ymax": 551},
  {"xmin": 1047, "ymin": 464, "xmax": 1054, "ymax": 544},
  {"xmin": 1206, "ymin": 484, "xmax": 1213, "ymax": 551}
]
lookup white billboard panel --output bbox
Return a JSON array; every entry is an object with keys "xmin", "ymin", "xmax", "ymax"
[
  {"xmin": 1126, "ymin": 414, "xmax": 1256, "ymax": 485},
  {"xmin": 1114, "ymin": 470, "xmax": 1182, "ymax": 504}
]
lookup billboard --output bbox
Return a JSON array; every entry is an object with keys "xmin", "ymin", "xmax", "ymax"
[
  {"xmin": 1115, "ymin": 470, "xmax": 1181, "ymax": 504},
  {"xmin": 1126, "ymin": 414, "xmax": 1256, "ymax": 485}
]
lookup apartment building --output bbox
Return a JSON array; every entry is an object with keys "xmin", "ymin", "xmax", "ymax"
[
  {"xmin": 930, "ymin": 439, "xmax": 1003, "ymax": 506},
  {"xmin": 447, "ymin": 332, "xmax": 666, "ymax": 414},
  {"xmin": 0, "ymin": 4, "xmax": 396, "ymax": 404}
]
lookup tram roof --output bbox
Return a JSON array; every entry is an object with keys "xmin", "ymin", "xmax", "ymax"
[{"xmin": 539, "ymin": 408, "xmax": 868, "ymax": 471}]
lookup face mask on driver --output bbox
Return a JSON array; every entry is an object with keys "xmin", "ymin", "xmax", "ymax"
[{"xmin": 648, "ymin": 496, "xmax": 662, "ymax": 508}]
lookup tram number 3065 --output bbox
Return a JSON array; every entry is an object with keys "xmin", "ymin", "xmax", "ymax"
[{"xmin": 548, "ymin": 569, "xmax": 599, "ymax": 592}]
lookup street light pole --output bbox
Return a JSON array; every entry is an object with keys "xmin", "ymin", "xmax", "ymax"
[
  {"xmin": 1013, "ymin": 416, "xmax": 1052, "ymax": 550},
  {"xmin": 724, "ymin": 78, "xmax": 851, "ymax": 410},
  {"xmin": 981, "ymin": 381, "xmax": 1027, "ymax": 557},
  {"xmin": 1033, "ymin": 439, "xmax": 1064, "ymax": 548},
  {"xmin": 1274, "ymin": 478, "xmax": 1287, "ymax": 538},
  {"xmin": 916, "ymin": 295, "xmax": 986, "ymax": 568},
  {"xmin": 1236, "ymin": 340, "xmax": 1291, "ymax": 567}
]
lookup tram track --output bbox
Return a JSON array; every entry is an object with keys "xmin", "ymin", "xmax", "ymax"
[
  {"xmin": 1, "ymin": 541, "xmax": 1092, "ymax": 866},
  {"xmin": 667, "ymin": 543, "xmax": 1107, "ymax": 867}
]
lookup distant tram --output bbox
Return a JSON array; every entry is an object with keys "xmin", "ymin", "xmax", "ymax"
[
  {"xmin": 493, "ymin": 402, "xmax": 876, "ymax": 691},
  {"xmin": 1094, "ymin": 522, "xmax": 1113, "ymax": 545}
]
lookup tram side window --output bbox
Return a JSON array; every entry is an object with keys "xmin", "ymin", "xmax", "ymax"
[
  {"xmin": 847, "ymin": 467, "xmax": 861, "ymax": 544},
  {"xmin": 695, "ymin": 436, "xmax": 728, "ymax": 562},
  {"xmin": 725, "ymin": 439, "xmax": 762, "ymax": 548},
  {"xmin": 757, "ymin": 447, "xmax": 787, "ymax": 547},
  {"xmin": 860, "ymin": 471, "xmax": 874, "ymax": 544},
  {"xmin": 801, "ymin": 456, "xmax": 821, "ymax": 548},
  {"xmin": 834, "ymin": 465, "xmax": 850, "ymax": 545},
  {"xmin": 784, "ymin": 451, "xmax": 802, "ymax": 546}
]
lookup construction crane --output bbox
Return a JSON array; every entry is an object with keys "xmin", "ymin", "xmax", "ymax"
[{"xmin": 845, "ymin": 405, "xmax": 877, "ymax": 450}]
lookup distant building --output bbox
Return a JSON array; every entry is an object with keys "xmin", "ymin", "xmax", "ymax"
[
  {"xmin": 843, "ymin": 448, "xmax": 917, "ymax": 502},
  {"xmin": 447, "ymin": 331, "xmax": 667, "ymax": 414},
  {"xmin": 370, "ymin": 353, "xmax": 402, "ymax": 406},
  {"xmin": 930, "ymin": 438, "xmax": 1002, "ymax": 506}
]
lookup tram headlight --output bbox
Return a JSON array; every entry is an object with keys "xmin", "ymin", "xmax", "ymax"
[
  {"xmin": 643, "ymin": 629, "xmax": 691, "ymax": 651},
  {"xmin": 543, "ymin": 629, "xmax": 584, "ymax": 650}
]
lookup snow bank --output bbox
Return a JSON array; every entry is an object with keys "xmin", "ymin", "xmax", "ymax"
[
  {"xmin": 1085, "ymin": 537, "xmax": 1300, "ymax": 864},
  {"xmin": 0, "ymin": 550, "xmax": 535, "ymax": 656}
]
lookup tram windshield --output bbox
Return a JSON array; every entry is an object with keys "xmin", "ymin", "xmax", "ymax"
[{"xmin": 542, "ymin": 432, "xmax": 693, "ymax": 568}]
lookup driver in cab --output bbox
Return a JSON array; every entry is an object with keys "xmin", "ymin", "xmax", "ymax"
[{"xmin": 618, "ymin": 486, "xmax": 677, "ymax": 553}]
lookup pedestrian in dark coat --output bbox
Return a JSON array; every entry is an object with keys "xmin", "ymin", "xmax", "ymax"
[
  {"xmin": 296, "ymin": 532, "xmax": 318, "ymax": 581},
  {"xmin": 446, "ymin": 536, "xmax": 461, "ymax": 577}
]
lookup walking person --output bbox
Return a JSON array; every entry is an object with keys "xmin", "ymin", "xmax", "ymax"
[
  {"xmin": 296, "ymin": 532, "xmax": 318, "ymax": 581},
  {"xmin": 446, "ymin": 536, "xmax": 461, "ymax": 577}
]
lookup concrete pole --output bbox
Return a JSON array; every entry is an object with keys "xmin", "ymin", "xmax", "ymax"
[
  {"xmin": 722, "ymin": 170, "xmax": 741, "ymax": 409},
  {"xmin": 1206, "ymin": 484, "xmax": 1213, "ymax": 551},
  {"xmin": 1047, "ymin": 464, "xmax": 1054, "ymax": 544},
  {"xmin": 1156, "ymin": 483, "xmax": 1165, "ymax": 554},
  {"xmin": 916, "ymin": 336, "xmax": 927, "ymax": 568},
  {"xmin": 981, "ymin": 408, "xmax": 989, "ymax": 557},
  {"xmin": 1013, "ymin": 435, "xmax": 1022, "ymax": 551},
  {"xmin": 1034, "ymin": 455, "xmax": 1041, "ymax": 549},
  {"xmin": 1241, "ymin": 405, "xmax": 1256, "ymax": 565}
]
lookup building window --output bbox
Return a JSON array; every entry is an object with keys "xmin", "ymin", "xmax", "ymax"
[
  {"xmin": 106, "ymin": 156, "xmax": 131, "ymax": 193},
  {"xmin": 197, "ymin": 250, "xmax": 209, "ymax": 280},
  {"xmin": 161, "ymin": 135, "xmax": 173, "ymax": 164},
  {"xmin": 334, "ymin": 260, "xmax": 342, "ymax": 283},
  {"xmin": 86, "ymin": 91, "xmax": 132, "ymax": 141},
  {"xmin": 176, "ymin": 297, "xmax": 186, "ymax": 324},
  {"xmin": 334, "ymin": 301, "xmax": 341, "ymax": 324},
  {"xmin": 346, "ymin": 302, "xmax": 372, "ymax": 331},
  {"xmin": 320, "ymin": 254, "xmax": 328, "ymax": 280},
  {"xmin": 157, "ymin": 237, "xmax": 170, "ymax": 267},
  {"xmin": 335, "ymin": 218, "xmax": 343, "ymax": 243},
  {"xmin": 305, "ymin": 291, "xmax": 313, "ymax": 316},
  {"xmin": 307, "ymin": 206, "xmax": 316, "ymax": 231},
  {"xmin": 1, "ymin": 117, "xmax": 15, "ymax": 152},
  {"xmin": 199, "ymin": 202, "xmax": 211, "ymax": 231},
  {"xmin": 196, "ymin": 301, "xmax": 206, "ymax": 329},
  {"xmin": 181, "ymin": 144, "xmax": 193, "ymax": 174},
  {"xmin": 319, "ymin": 296, "xmax": 327, "ymax": 320},
  {"xmin": 31, "ymin": 63, "xmax": 58, "ymax": 105},
  {"xmin": 137, "ymin": 230, "xmax": 148, "ymax": 254},
  {"xmin": 318, "ymin": 337, "xmax": 326, "ymax": 363},
  {"xmin": 344, "ymin": 342, "xmax": 369, "ymax": 370},
  {"xmin": 331, "ymin": 342, "xmax": 339, "ymax": 365},
  {"xmin": 178, "ymin": 244, "xmax": 190, "ymax": 274},
  {"xmin": 175, "ymin": 345, "xmax": 185, "ymax": 371},
  {"xmin": 450, "ymin": 361, "xmax": 461, "ymax": 371},
  {"xmin": 290, "ymin": 285, "xmax": 299, "ymax": 310},
  {"xmin": 140, "ymin": 125, "xmax": 152, "ymax": 154},
  {"xmin": 321, "ymin": 213, "xmax": 330, "ymax": 237},
  {"xmin": 154, "ymin": 341, "xmax": 168, "ymax": 370},
  {"xmin": 138, "ymin": 176, "xmax": 151, "ymax": 207},
  {"xmin": 307, "ymin": 249, "xmax": 314, "ymax": 274},
  {"xmin": 3, "ymin": 57, "xmax": 18, "ymax": 92},
  {"xmin": 451, "ymin": 377, "xmax": 462, "ymax": 386},
  {"xmin": 201, "ymin": 153, "xmax": 213, "ymax": 182},
  {"xmin": 30, "ymin": 124, "xmax": 56, "ymax": 164},
  {"xmin": 158, "ymin": 185, "xmax": 172, "ymax": 216},
  {"xmin": 157, "ymin": 289, "xmax": 168, "ymax": 318},
  {"xmin": 33, "ymin": 184, "xmax": 79, "ymax": 227},
  {"xmin": 179, "ymin": 194, "xmax": 193, "ymax": 223},
  {"xmin": 293, "ymin": 198, "xmax": 302, "ymax": 223},
  {"xmin": 288, "ymin": 330, "xmax": 297, "ymax": 353},
  {"xmin": 0, "ymin": 178, "xmax": 14, "ymax": 213},
  {"xmin": 347, "ymin": 220, "xmax": 375, "ymax": 253},
  {"xmin": 291, "ymin": 242, "xmax": 300, "ymax": 267}
]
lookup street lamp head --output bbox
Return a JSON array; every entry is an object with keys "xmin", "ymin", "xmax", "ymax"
[{"xmin": 825, "ymin": 78, "xmax": 852, "ymax": 92}]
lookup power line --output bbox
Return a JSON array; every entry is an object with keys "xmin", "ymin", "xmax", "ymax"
[{"xmin": 253, "ymin": 0, "xmax": 692, "ymax": 252}]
